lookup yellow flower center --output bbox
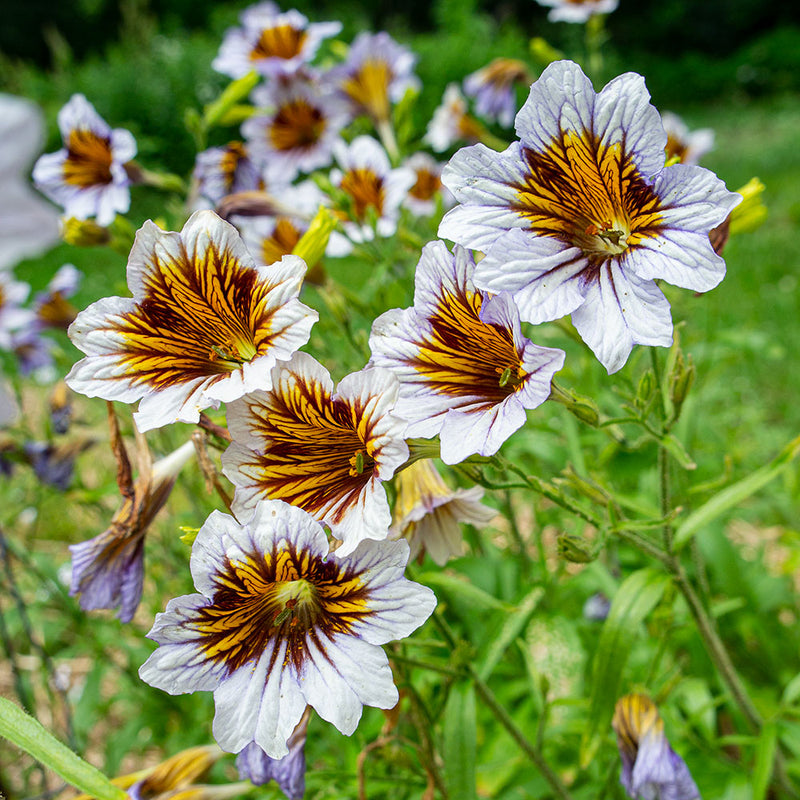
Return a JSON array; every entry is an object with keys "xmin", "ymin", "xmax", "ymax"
[
  {"xmin": 250, "ymin": 24, "xmax": 307, "ymax": 61},
  {"xmin": 339, "ymin": 167, "xmax": 385, "ymax": 221},
  {"xmin": 64, "ymin": 129, "xmax": 114, "ymax": 188},
  {"xmin": 269, "ymin": 99, "xmax": 326, "ymax": 152},
  {"xmin": 512, "ymin": 130, "xmax": 662, "ymax": 263},
  {"xmin": 342, "ymin": 59, "xmax": 392, "ymax": 122}
]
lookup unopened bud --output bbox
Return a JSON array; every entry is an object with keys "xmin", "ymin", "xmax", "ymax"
[
  {"xmin": 635, "ymin": 369, "xmax": 656, "ymax": 409},
  {"xmin": 292, "ymin": 206, "xmax": 337, "ymax": 277},
  {"xmin": 529, "ymin": 37, "xmax": 564, "ymax": 66},
  {"xmin": 729, "ymin": 177, "xmax": 767, "ymax": 236},
  {"xmin": 556, "ymin": 534, "xmax": 597, "ymax": 563},
  {"xmin": 61, "ymin": 217, "xmax": 110, "ymax": 247},
  {"xmin": 669, "ymin": 351, "xmax": 695, "ymax": 418}
]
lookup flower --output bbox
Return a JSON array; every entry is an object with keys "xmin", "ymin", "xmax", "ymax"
[
  {"xmin": 65, "ymin": 210, "xmax": 318, "ymax": 431},
  {"xmin": 424, "ymin": 84, "xmax": 485, "ymax": 153},
  {"xmin": 32, "ymin": 94, "xmax": 136, "ymax": 226},
  {"xmin": 127, "ymin": 745, "xmax": 223, "ymax": 800},
  {"xmin": 235, "ymin": 180, "xmax": 328, "ymax": 273},
  {"xmin": 139, "ymin": 500, "xmax": 436, "ymax": 757},
  {"xmin": 331, "ymin": 31, "xmax": 420, "ymax": 124},
  {"xmin": 329, "ymin": 136, "xmax": 415, "ymax": 247},
  {"xmin": 193, "ymin": 142, "xmax": 263, "ymax": 208},
  {"xmin": 391, "ymin": 459, "xmax": 497, "ymax": 565},
  {"xmin": 440, "ymin": 60, "xmax": 741, "ymax": 373},
  {"xmin": 237, "ymin": 708, "xmax": 310, "ymax": 799},
  {"xmin": 212, "ymin": 2, "xmax": 341, "ymax": 80},
  {"xmin": 69, "ymin": 437, "xmax": 195, "ymax": 623},
  {"xmin": 243, "ymin": 79, "xmax": 348, "ymax": 183},
  {"xmin": 0, "ymin": 268, "xmax": 33, "ymax": 351},
  {"xmin": 34, "ymin": 263, "xmax": 81, "ymax": 331},
  {"xmin": 463, "ymin": 58, "xmax": 531, "ymax": 128},
  {"xmin": 24, "ymin": 438, "xmax": 93, "ymax": 490},
  {"xmin": 661, "ymin": 112, "xmax": 714, "ymax": 166},
  {"xmin": 612, "ymin": 693, "xmax": 700, "ymax": 800},
  {"xmin": 402, "ymin": 153, "xmax": 452, "ymax": 218},
  {"xmin": 535, "ymin": 0, "xmax": 619, "ymax": 23},
  {"xmin": 222, "ymin": 352, "xmax": 408, "ymax": 556},
  {"xmin": 369, "ymin": 241, "xmax": 565, "ymax": 464},
  {"xmin": 0, "ymin": 94, "xmax": 59, "ymax": 270}
]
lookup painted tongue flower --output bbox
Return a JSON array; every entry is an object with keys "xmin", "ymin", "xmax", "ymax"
[
  {"xmin": 440, "ymin": 60, "xmax": 741, "ymax": 373},
  {"xmin": 222, "ymin": 352, "xmax": 408, "ymax": 556},
  {"xmin": 329, "ymin": 136, "xmax": 415, "ymax": 247},
  {"xmin": 32, "ymin": 94, "xmax": 136, "ymax": 226},
  {"xmin": 661, "ymin": 112, "xmax": 714, "ymax": 166},
  {"xmin": 463, "ymin": 58, "xmax": 531, "ymax": 128},
  {"xmin": 612, "ymin": 693, "xmax": 700, "ymax": 800},
  {"xmin": 65, "ymin": 210, "xmax": 318, "ymax": 431},
  {"xmin": 402, "ymin": 152, "xmax": 452, "ymax": 218},
  {"xmin": 193, "ymin": 142, "xmax": 263, "ymax": 208},
  {"xmin": 424, "ymin": 84, "xmax": 486, "ymax": 153},
  {"xmin": 212, "ymin": 2, "xmax": 341, "ymax": 80},
  {"xmin": 391, "ymin": 459, "xmax": 497, "ymax": 565},
  {"xmin": 535, "ymin": 0, "xmax": 619, "ymax": 23},
  {"xmin": 0, "ymin": 268, "xmax": 34, "ymax": 351},
  {"xmin": 331, "ymin": 31, "xmax": 420, "ymax": 125},
  {"xmin": 369, "ymin": 241, "xmax": 565, "ymax": 464},
  {"xmin": 138, "ymin": 500, "xmax": 436, "ymax": 758},
  {"xmin": 243, "ymin": 79, "xmax": 348, "ymax": 183}
]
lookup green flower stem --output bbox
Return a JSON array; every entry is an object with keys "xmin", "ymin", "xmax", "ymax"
[
  {"xmin": 430, "ymin": 611, "xmax": 574, "ymax": 800},
  {"xmin": 390, "ymin": 652, "xmax": 460, "ymax": 677}
]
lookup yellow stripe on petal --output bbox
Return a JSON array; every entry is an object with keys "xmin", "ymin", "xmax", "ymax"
[
  {"xmin": 250, "ymin": 24, "xmax": 307, "ymax": 61},
  {"xmin": 513, "ymin": 131, "xmax": 663, "ymax": 262},
  {"xmin": 64, "ymin": 129, "xmax": 113, "ymax": 188}
]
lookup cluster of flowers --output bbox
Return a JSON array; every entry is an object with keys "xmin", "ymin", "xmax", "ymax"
[{"xmin": 7, "ymin": 0, "xmax": 746, "ymax": 795}]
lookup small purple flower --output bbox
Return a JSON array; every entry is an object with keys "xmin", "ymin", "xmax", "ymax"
[
  {"xmin": 193, "ymin": 142, "xmax": 263, "ymax": 208},
  {"xmin": 612, "ymin": 693, "xmax": 700, "ymax": 800}
]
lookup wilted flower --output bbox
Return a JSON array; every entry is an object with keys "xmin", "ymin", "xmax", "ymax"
[
  {"xmin": 391, "ymin": 459, "xmax": 496, "ymax": 565},
  {"xmin": 329, "ymin": 136, "xmax": 415, "ymax": 247},
  {"xmin": 139, "ymin": 501, "xmax": 436, "ymax": 757},
  {"xmin": 0, "ymin": 94, "xmax": 59, "ymax": 270},
  {"xmin": 212, "ymin": 2, "xmax": 341, "ymax": 80},
  {"xmin": 331, "ymin": 31, "xmax": 420, "ymax": 125},
  {"xmin": 535, "ymin": 0, "xmax": 619, "ymax": 23},
  {"xmin": 661, "ymin": 112, "xmax": 714, "ymax": 166},
  {"xmin": 463, "ymin": 58, "xmax": 531, "ymax": 128},
  {"xmin": 402, "ymin": 153, "xmax": 451, "ymax": 218},
  {"xmin": 612, "ymin": 693, "xmax": 700, "ymax": 800},
  {"xmin": 244, "ymin": 80, "xmax": 349, "ymax": 183},
  {"xmin": 237, "ymin": 708, "xmax": 310, "ymax": 799},
  {"xmin": 424, "ymin": 84, "xmax": 485, "ymax": 153},
  {"xmin": 223, "ymin": 352, "xmax": 408, "ymax": 555},
  {"xmin": 69, "ymin": 436, "xmax": 195, "ymax": 623},
  {"xmin": 65, "ymin": 211, "xmax": 318, "ymax": 431},
  {"xmin": 369, "ymin": 241, "xmax": 564, "ymax": 464},
  {"xmin": 440, "ymin": 60, "xmax": 740, "ymax": 373},
  {"xmin": 32, "ymin": 94, "xmax": 136, "ymax": 226},
  {"xmin": 193, "ymin": 142, "xmax": 263, "ymax": 208}
]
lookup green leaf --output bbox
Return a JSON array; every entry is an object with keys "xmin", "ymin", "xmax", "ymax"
[
  {"xmin": 417, "ymin": 572, "xmax": 511, "ymax": 612},
  {"xmin": 674, "ymin": 434, "xmax": 800, "ymax": 550},
  {"xmin": 752, "ymin": 721, "xmax": 777, "ymax": 800},
  {"xmin": 580, "ymin": 568, "xmax": 671, "ymax": 768},
  {"xmin": 203, "ymin": 70, "xmax": 260, "ymax": 129},
  {"xmin": 477, "ymin": 587, "xmax": 544, "ymax": 681},
  {"xmin": 443, "ymin": 681, "xmax": 477, "ymax": 800},
  {"xmin": 781, "ymin": 672, "xmax": 800, "ymax": 708},
  {"xmin": 0, "ymin": 697, "xmax": 127, "ymax": 800},
  {"xmin": 660, "ymin": 432, "xmax": 697, "ymax": 470}
]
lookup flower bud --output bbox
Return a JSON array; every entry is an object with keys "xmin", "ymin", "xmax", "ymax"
[
  {"xmin": 61, "ymin": 217, "xmax": 111, "ymax": 247},
  {"xmin": 557, "ymin": 534, "xmax": 597, "ymax": 563},
  {"xmin": 669, "ymin": 351, "xmax": 695, "ymax": 418}
]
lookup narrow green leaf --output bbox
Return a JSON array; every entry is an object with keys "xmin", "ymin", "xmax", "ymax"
[
  {"xmin": 674, "ymin": 434, "xmax": 800, "ymax": 550},
  {"xmin": 780, "ymin": 672, "xmax": 800, "ymax": 708},
  {"xmin": 443, "ymin": 682, "xmax": 477, "ymax": 800},
  {"xmin": 417, "ymin": 572, "xmax": 511, "ymax": 612},
  {"xmin": 580, "ymin": 568, "xmax": 671, "ymax": 768},
  {"xmin": 477, "ymin": 587, "xmax": 544, "ymax": 681},
  {"xmin": 0, "ymin": 697, "xmax": 127, "ymax": 800},
  {"xmin": 203, "ymin": 70, "xmax": 260, "ymax": 129},
  {"xmin": 660, "ymin": 433, "xmax": 696, "ymax": 470},
  {"xmin": 752, "ymin": 721, "xmax": 777, "ymax": 800}
]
